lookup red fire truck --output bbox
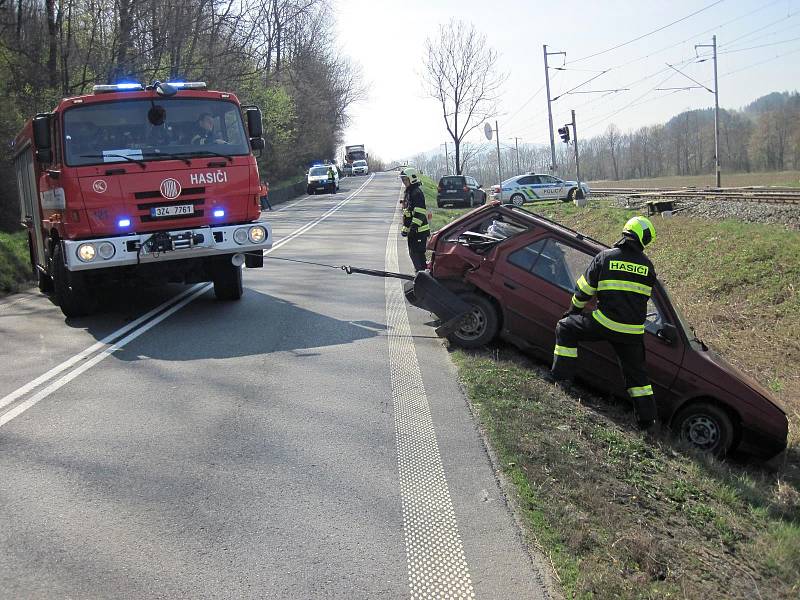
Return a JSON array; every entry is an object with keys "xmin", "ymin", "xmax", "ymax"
[{"xmin": 12, "ymin": 80, "xmax": 272, "ymax": 318}]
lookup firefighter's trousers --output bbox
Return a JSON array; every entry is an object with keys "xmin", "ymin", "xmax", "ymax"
[
  {"xmin": 407, "ymin": 236, "xmax": 428, "ymax": 272},
  {"xmin": 552, "ymin": 313, "xmax": 657, "ymax": 426}
]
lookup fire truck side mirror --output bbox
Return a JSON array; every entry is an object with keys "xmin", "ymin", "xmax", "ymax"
[
  {"xmin": 250, "ymin": 138, "xmax": 265, "ymax": 151},
  {"xmin": 245, "ymin": 107, "xmax": 263, "ymax": 139},
  {"xmin": 33, "ymin": 114, "xmax": 53, "ymax": 163}
]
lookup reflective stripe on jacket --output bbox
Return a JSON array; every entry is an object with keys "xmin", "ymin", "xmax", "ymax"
[
  {"xmin": 571, "ymin": 239, "xmax": 656, "ymax": 335},
  {"xmin": 401, "ymin": 183, "xmax": 430, "ymax": 236}
]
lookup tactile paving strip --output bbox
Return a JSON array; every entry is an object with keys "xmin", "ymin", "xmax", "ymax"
[{"xmin": 385, "ymin": 193, "xmax": 475, "ymax": 599}]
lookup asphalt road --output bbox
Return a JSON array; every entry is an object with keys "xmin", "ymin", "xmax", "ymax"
[{"xmin": 0, "ymin": 173, "xmax": 552, "ymax": 599}]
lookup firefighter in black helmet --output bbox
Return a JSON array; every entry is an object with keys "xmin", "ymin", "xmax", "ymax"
[
  {"xmin": 399, "ymin": 167, "xmax": 430, "ymax": 271},
  {"xmin": 550, "ymin": 216, "xmax": 659, "ymax": 430}
]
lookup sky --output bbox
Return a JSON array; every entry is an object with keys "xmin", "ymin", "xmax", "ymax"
[{"xmin": 334, "ymin": 0, "xmax": 800, "ymax": 163}]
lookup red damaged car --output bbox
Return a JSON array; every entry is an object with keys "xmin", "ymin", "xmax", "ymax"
[{"xmin": 421, "ymin": 202, "xmax": 788, "ymax": 459}]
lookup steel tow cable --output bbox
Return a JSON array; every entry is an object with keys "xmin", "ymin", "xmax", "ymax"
[{"xmin": 262, "ymin": 255, "xmax": 415, "ymax": 281}]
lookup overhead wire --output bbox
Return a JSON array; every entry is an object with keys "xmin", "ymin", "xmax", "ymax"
[{"xmin": 565, "ymin": 0, "xmax": 726, "ymax": 64}]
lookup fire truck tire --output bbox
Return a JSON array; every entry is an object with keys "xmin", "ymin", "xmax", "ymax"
[
  {"xmin": 52, "ymin": 245, "xmax": 97, "ymax": 318},
  {"xmin": 37, "ymin": 269, "xmax": 53, "ymax": 293},
  {"xmin": 213, "ymin": 262, "xmax": 243, "ymax": 301}
]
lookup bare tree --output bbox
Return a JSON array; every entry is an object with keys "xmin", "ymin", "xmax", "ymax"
[{"xmin": 423, "ymin": 19, "xmax": 504, "ymax": 175}]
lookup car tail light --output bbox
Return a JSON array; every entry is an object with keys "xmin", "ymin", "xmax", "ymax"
[
  {"xmin": 463, "ymin": 186, "xmax": 469, "ymax": 192},
  {"xmin": 438, "ymin": 185, "xmax": 443, "ymax": 192}
]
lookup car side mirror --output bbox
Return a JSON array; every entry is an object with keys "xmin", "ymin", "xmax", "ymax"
[
  {"xmin": 657, "ymin": 323, "xmax": 678, "ymax": 345},
  {"xmin": 250, "ymin": 137, "xmax": 265, "ymax": 151}
]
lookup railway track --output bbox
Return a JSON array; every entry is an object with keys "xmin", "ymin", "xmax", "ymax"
[{"xmin": 591, "ymin": 187, "xmax": 800, "ymax": 205}]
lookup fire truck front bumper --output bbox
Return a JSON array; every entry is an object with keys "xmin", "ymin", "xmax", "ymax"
[{"xmin": 63, "ymin": 223, "xmax": 273, "ymax": 271}]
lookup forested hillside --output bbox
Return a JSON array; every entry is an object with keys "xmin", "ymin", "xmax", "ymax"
[
  {"xmin": 0, "ymin": 0, "xmax": 364, "ymax": 230},
  {"xmin": 412, "ymin": 91, "xmax": 800, "ymax": 186}
]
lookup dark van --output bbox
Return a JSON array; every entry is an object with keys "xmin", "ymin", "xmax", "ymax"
[{"xmin": 437, "ymin": 175, "xmax": 487, "ymax": 208}]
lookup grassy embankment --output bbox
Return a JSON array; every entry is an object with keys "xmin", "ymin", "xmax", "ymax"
[
  {"xmin": 0, "ymin": 231, "xmax": 33, "ymax": 296},
  {"xmin": 420, "ymin": 174, "xmax": 800, "ymax": 598},
  {"xmin": 591, "ymin": 170, "xmax": 800, "ymax": 189}
]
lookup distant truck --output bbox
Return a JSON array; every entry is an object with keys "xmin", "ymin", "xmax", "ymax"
[
  {"xmin": 343, "ymin": 144, "xmax": 367, "ymax": 175},
  {"xmin": 13, "ymin": 80, "xmax": 272, "ymax": 318}
]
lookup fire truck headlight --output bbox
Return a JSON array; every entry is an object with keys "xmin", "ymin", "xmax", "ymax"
[
  {"xmin": 248, "ymin": 226, "xmax": 266, "ymax": 244},
  {"xmin": 98, "ymin": 242, "xmax": 116, "ymax": 260},
  {"xmin": 77, "ymin": 243, "xmax": 97, "ymax": 262},
  {"xmin": 233, "ymin": 228, "xmax": 249, "ymax": 245}
]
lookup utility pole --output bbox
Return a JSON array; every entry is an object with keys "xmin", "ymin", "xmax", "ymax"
[
  {"xmin": 543, "ymin": 45, "xmax": 565, "ymax": 175},
  {"xmin": 694, "ymin": 35, "xmax": 721, "ymax": 187},
  {"xmin": 495, "ymin": 121, "xmax": 502, "ymax": 195},
  {"xmin": 513, "ymin": 137, "xmax": 521, "ymax": 174},
  {"xmin": 571, "ymin": 110, "xmax": 583, "ymax": 200},
  {"xmin": 441, "ymin": 142, "xmax": 450, "ymax": 176}
]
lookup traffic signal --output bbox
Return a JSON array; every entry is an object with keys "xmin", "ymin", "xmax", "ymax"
[{"xmin": 558, "ymin": 125, "xmax": 571, "ymax": 143}]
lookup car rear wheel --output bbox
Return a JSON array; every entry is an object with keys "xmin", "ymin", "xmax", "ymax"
[
  {"xmin": 510, "ymin": 193, "xmax": 525, "ymax": 207},
  {"xmin": 446, "ymin": 293, "xmax": 499, "ymax": 349},
  {"xmin": 673, "ymin": 402, "xmax": 735, "ymax": 457}
]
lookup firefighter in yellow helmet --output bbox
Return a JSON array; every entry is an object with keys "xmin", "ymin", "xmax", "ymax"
[
  {"xmin": 550, "ymin": 216, "xmax": 659, "ymax": 430},
  {"xmin": 399, "ymin": 166, "xmax": 430, "ymax": 271}
]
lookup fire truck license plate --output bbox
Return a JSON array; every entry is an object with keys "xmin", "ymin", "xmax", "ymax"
[{"xmin": 150, "ymin": 204, "xmax": 194, "ymax": 217}]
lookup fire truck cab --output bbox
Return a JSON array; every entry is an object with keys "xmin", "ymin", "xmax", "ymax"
[{"xmin": 13, "ymin": 81, "xmax": 272, "ymax": 318}]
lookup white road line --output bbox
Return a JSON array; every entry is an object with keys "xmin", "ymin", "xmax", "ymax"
[
  {"xmin": 266, "ymin": 174, "xmax": 374, "ymax": 254},
  {"xmin": 0, "ymin": 283, "xmax": 206, "ymax": 412},
  {"xmin": 0, "ymin": 174, "xmax": 374, "ymax": 428},
  {"xmin": 384, "ymin": 190, "xmax": 475, "ymax": 599},
  {"xmin": 0, "ymin": 284, "xmax": 211, "ymax": 428}
]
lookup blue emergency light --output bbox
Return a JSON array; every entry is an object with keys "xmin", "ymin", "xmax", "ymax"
[
  {"xmin": 213, "ymin": 209, "xmax": 225, "ymax": 218},
  {"xmin": 93, "ymin": 82, "xmax": 143, "ymax": 94},
  {"xmin": 118, "ymin": 218, "xmax": 131, "ymax": 228}
]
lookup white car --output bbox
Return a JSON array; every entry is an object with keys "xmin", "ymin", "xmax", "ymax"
[
  {"xmin": 492, "ymin": 173, "xmax": 591, "ymax": 205},
  {"xmin": 351, "ymin": 160, "xmax": 369, "ymax": 176},
  {"xmin": 307, "ymin": 164, "xmax": 339, "ymax": 194}
]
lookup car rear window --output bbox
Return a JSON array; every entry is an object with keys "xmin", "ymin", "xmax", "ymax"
[
  {"xmin": 446, "ymin": 212, "xmax": 532, "ymax": 244},
  {"xmin": 441, "ymin": 176, "xmax": 465, "ymax": 188}
]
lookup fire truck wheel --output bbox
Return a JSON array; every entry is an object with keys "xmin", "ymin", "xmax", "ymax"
[
  {"xmin": 213, "ymin": 261, "xmax": 243, "ymax": 301},
  {"xmin": 52, "ymin": 245, "xmax": 97, "ymax": 318},
  {"xmin": 37, "ymin": 269, "xmax": 53, "ymax": 293}
]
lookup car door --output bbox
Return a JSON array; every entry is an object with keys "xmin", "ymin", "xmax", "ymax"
[
  {"xmin": 491, "ymin": 236, "xmax": 597, "ymax": 360},
  {"xmin": 514, "ymin": 175, "xmax": 538, "ymax": 201},
  {"xmin": 539, "ymin": 175, "xmax": 566, "ymax": 199}
]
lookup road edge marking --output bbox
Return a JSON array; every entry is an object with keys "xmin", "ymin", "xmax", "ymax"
[{"xmin": 384, "ymin": 189, "xmax": 475, "ymax": 599}]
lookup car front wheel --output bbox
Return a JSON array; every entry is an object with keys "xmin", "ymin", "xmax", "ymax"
[
  {"xmin": 510, "ymin": 193, "xmax": 525, "ymax": 207},
  {"xmin": 447, "ymin": 293, "xmax": 500, "ymax": 349},
  {"xmin": 565, "ymin": 188, "xmax": 577, "ymax": 202},
  {"xmin": 673, "ymin": 402, "xmax": 735, "ymax": 457}
]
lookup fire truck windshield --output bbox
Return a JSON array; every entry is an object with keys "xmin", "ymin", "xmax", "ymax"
[{"xmin": 63, "ymin": 98, "xmax": 250, "ymax": 166}]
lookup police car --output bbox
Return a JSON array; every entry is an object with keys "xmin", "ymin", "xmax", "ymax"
[
  {"xmin": 492, "ymin": 173, "xmax": 591, "ymax": 205},
  {"xmin": 306, "ymin": 163, "xmax": 339, "ymax": 194}
]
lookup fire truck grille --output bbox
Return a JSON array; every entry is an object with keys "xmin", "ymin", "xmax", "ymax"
[{"xmin": 134, "ymin": 187, "xmax": 205, "ymax": 200}]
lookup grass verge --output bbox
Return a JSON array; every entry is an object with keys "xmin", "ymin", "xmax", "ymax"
[
  {"xmin": 456, "ymin": 346, "xmax": 800, "ymax": 599},
  {"xmin": 425, "ymin": 193, "xmax": 800, "ymax": 597},
  {"xmin": 0, "ymin": 230, "xmax": 33, "ymax": 296}
]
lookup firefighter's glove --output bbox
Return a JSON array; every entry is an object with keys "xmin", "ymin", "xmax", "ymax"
[{"xmin": 561, "ymin": 307, "xmax": 581, "ymax": 320}]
